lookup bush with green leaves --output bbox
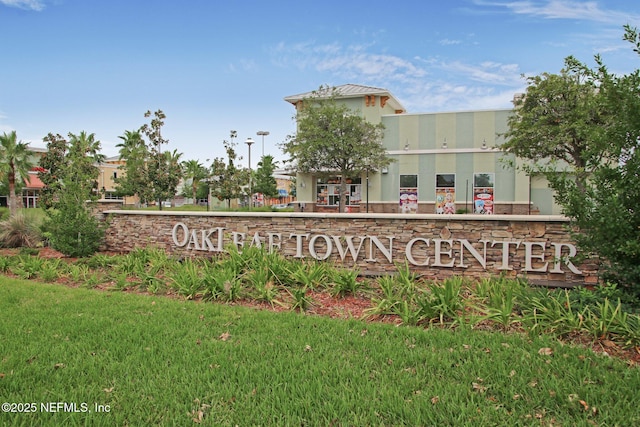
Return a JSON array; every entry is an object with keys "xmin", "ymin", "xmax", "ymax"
[
  {"xmin": 42, "ymin": 199, "xmax": 107, "ymax": 258},
  {"xmin": 569, "ymin": 282, "xmax": 640, "ymax": 313}
]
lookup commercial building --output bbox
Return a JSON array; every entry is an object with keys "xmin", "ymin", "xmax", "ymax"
[{"xmin": 285, "ymin": 84, "xmax": 558, "ymax": 215}]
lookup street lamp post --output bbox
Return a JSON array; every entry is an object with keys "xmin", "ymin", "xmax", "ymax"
[
  {"xmin": 245, "ymin": 137, "xmax": 255, "ymax": 209},
  {"xmin": 366, "ymin": 168, "xmax": 370, "ymax": 213},
  {"xmin": 256, "ymin": 131, "xmax": 269, "ymax": 157}
]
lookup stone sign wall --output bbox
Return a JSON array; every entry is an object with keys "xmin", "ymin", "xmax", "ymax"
[{"xmin": 101, "ymin": 211, "xmax": 598, "ymax": 286}]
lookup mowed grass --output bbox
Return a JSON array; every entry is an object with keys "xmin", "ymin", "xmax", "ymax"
[{"xmin": 1, "ymin": 277, "xmax": 639, "ymax": 426}]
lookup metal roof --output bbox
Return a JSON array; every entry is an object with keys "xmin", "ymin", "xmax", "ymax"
[{"xmin": 284, "ymin": 84, "xmax": 405, "ymax": 112}]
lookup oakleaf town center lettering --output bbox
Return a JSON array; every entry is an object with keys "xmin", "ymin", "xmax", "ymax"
[
  {"xmin": 170, "ymin": 222, "xmax": 582, "ymax": 275},
  {"xmin": 100, "ymin": 211, "xmax": 596, "ymax": 285}
]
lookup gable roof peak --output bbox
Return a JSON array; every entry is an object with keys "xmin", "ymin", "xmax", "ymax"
[{"xmin": 284, "ymin": 83, "xmax": 405, "ymax": 112}]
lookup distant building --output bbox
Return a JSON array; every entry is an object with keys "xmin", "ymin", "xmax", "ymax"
[{"xmin": 284, "ymin": 84, "xmax": 557, "ymax": 215}]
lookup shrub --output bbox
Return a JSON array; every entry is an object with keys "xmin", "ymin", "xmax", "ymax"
[
  {"xmin": 569, "ymin": 283, "xmax": 640, "ymax": 313},
  {"xmin": 42, "ymin": 202, "xmax": 107, "ymax": 258},
  {"xmin": 0, "ymin": 212, "xmax": 43, "ymax": 248}
]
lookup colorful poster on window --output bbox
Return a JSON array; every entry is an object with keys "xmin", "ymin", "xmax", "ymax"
[
  {"xmin": 435, "ymin": 188, "xmax": 456, "ymax": 214},
  {"xmin": 473, "ymin": 188, "xmax": 494, "ymax": 214},
  {"xmin": 399, "ymin": 188, "xmax": 418, "ymax": 214}
]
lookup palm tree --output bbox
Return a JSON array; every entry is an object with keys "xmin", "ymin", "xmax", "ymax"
[
  {"xmin": 67, "ymin": 131, "xmax": 105, "ymax": 198},
  {"xmin": 182, "ymin": 159, "xmax": 206, "ymax": 205},
  {"xmin": 0, "ymin": 131, "xmax": 33, "ymax": 217},
  {"xmin": 116, "ymin": 130, "xmax": 146, "ymax": 160},
  {"xmin": 115, "ymin": 130, "xmax": 151, "ymax": 206}
]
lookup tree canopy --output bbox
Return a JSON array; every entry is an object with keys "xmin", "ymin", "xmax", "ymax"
[
  {"xmin": 182, "ymin": 159, "xmax": 208, "ymax": 204},
  {"xmin": 281, "ymin": 86, "xmax": 392, "ymax": 210},
  {"xmin": 501, "ymin": 25, "xmax": 640, "ymax": 294},
  {"xmin": 142, "ymin": 110, "xmax": 182, "ymax": 209},
  {"xmin": 114, "ymin": 110, "xmax": 182, "ymax": 208},
  {"xmin": 0, "ymin": 131, "xmax": 32, "ymax": 217},
  {"xmin": 210, "ymin": 139, "xmax": 247, "ymax": 208},
  {"xmin": 253, "ymin": 154, "xmax": 279, "ymax": 201},
  {"xmin": 38, "ymin": 131, "xmax": 106, "ymax": 257},
  {"xmin": 114, "ymin": 130, "xmax": 152, "ymax": 206}
]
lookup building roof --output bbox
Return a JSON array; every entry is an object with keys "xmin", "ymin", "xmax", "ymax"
[
  {"xmin": 284, "ymin": 84, "xmax": 405, "ymax": 113},
  {"xmin": 24, "ymin": 173, "xmax": 45, "ymax": 190}
]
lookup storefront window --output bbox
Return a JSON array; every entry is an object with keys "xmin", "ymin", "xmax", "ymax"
[
  {"xmin": 473, "ymin": 173, "xmax": 495, "ymax": 214},
  {"xmin": 399, "ymin": 174, "xmax": 418, "ymax": 214},
  {"xmin": 316, "ymin": 177, "xmax": 362, "ymax": 207},
  {"xmin": 22, "ymin": 190, "xmax": 39, "ymax": 208},
  {"xmin": 435, "ymin": 174, "xmax": 456, "ymax": 214},
  {"xmin": 104, "ymin": 192, "xmax": 124, "ymax": 200}
]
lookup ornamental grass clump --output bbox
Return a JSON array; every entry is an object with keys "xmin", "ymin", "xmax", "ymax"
[
  {"xmin": 286, "ymin": 260, "xmax": 330, "ymax": 290},
  {"xmin": 475, "ymin": 276, "xmax": 527, "ymax": 330},
  {"xmin": 364, "ymin": 274, "xmax": 405, "ymax": 319},
  {"xmin": 519, "ymin": 289, "xmax": 590, "ymax": 338},
  {"xmin": 169, "ymin": 258, "xmax": 204, "ymax": 299},
  {"xmin": 425, "ymin": 276, "xmax": 466, "ymax": 324},
  {"xmin": 0, "ymin": 211, "xmax": 43, "ymax": 248},
  {"xmin": 10, "ymin": 254, "xmax": 45, "ymax": 280},
  {"xmin": 329, "ymin": 268, "xmax": 364, "ymax": 298},
  {"xmin": 0, "ymin": 255, "xmax": 13, "ymax": 273},
  {"xmin": 246, "ymin": 266, "xmax": 283, "ymax": 307},
  {"xmin": 39, "ymin": 258, "xmax": 62, "ymax": 283},
  {"xmin": 287, "ymin": 285, "xmax": 314, "ymax": 312}
]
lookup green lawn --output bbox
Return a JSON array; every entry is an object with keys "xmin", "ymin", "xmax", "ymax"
[{"xmin": 1, "ymin": 277, "xmax": 639, "ymax": 426}]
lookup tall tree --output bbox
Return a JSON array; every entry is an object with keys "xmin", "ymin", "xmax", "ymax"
[
  {"xmin": 501, "ymin": 25, "xmax": 640, "ymax": 294},
  {"xmin": 39, "ymin": 131, "xmax": 106, "ymax": 257},
  {"xmin": 68, "ymin": 131, "xmax": 105, "ymax": 194},
  {"xmin": 0, "ymin": 131, "xmax": 33, "ymax": 217},
  {"xmin": 253, "ymin": 154, "xmax": 279, "ymax": 202},
  {"xmin": 140, "ymin": 110, "xmax": 181, "ymax": 209},
  {"xmin": 114, "ymin": 129, "xmax": 152, "ymax": 206},
  {"xmin": 501, "ymin": 67, "xmax": 609, "ymax": 193},
  {"xmin": 38, "ymin": 133, "xmax": 67, "ymax": 209},
  {"xmin": 210, "ymin": 140, "xmax": 246, "ymax": 209},
  {"xmin": 281, "ymin": 86, "xmax": 392, "ymax": 210},
  {"xmin": 182, "ymin": 159, "xmax": 207, "ymax": 205},
  {"xmin": 162, "ymin": 148, "xmax": 183, "ymax": 206}
]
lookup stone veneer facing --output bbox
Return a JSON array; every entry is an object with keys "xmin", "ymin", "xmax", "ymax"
[{"xmin": 101, "ymin": 210, "xmax": 598, "ymax": 287}]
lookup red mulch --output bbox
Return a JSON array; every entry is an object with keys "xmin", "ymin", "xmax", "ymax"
[{"xmin": 2, "ymin": 247, "xmax": 639, "ymax": 365}]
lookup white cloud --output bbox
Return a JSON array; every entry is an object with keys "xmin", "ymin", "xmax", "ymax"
[
  {"xmin": 333, "ymin": 53, "xmax": 428, "ymax": 80},
  {"xmin": 271, "ymin": 40, "xmax": 528, "ymax": 113},
  {"xmin": 398, "ymin": 80, "xmax": 523, "ymax": 113},
  {"xmin": 439, "ymin": 39, "xmax": 462, "ymax": 46},
  {"xmin": 273, "ymin": 41, "xmax": 428, "ymax": 82},
  {"xmin": 0, "ymin": 0, "xmax": 45, "ymax": 11},
  {"xmin": 471, "ymin": 0, "xmax": 640, "ymax": 24}
]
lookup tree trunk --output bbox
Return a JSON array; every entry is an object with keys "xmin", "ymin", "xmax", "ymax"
[
  {"xmin": 8, "ymin": 171, "xmax": 18, "ymax": 218},
  {"xmin": 192, "ymin": 183, "xmax": 198, "ymax": 205},
  {"xmin": 339, "ymin": 177, "xmax": 348, "ymax": 213}
]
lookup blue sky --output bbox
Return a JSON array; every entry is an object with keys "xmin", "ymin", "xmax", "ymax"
[{"xmin": 1, "ymin": 0, "xmax": 639, "ymax": 168}]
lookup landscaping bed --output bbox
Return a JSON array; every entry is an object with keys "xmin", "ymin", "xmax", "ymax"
[{"xmin": 1, "ymin": 246, "xmax": 639, "ymax": 365}]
